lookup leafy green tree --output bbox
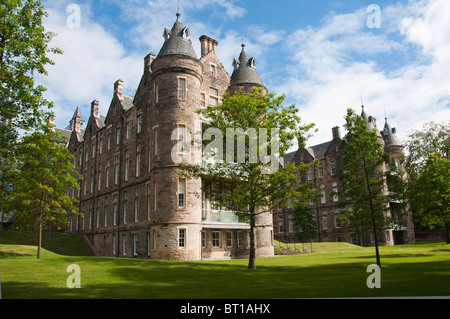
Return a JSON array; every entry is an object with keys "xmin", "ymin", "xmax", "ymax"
[
  {"xmin": 8, "ymin": 126, "xmax": 80, "ymax": 259},
  {"xmin": 0, "ymin": 0, "xmax": 62, "ymax": 222},
  {"xmin": 337, "ymin": 108, "xmax": 391, "ymax": 267},
  {"xmin": 293, "ymin": 205, "xmax": 317, "ymax": 251},
  {"xmin": 180, "ymin": 88, "xmax": 316, "ymax": 269},
  {"xmin": 405, "ymin": 121, "xmax": 450, "ymax": 243}
]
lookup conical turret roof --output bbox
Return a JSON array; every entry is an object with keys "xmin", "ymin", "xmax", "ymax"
[
  {"xmin": 229, "ymin": 44, "xmax": 264, "ymax": 87},
  {"xmin": 157, "ymin": 13, "xmax": 197, "ymax": 60},
  {"xmin": 382, "ymin": 118, "xmax": 401, "ymax": 146}
]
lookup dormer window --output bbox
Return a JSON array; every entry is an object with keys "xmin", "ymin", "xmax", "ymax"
[
  {"xmin": 163, "ymin": 28, "xmax": 171, "ymax": 40},
  {"xmin": 181, "ymin": 26, "xmax": 190, "ymax": 39}
]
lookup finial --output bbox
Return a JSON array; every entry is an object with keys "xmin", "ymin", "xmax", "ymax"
[
  {"xmin": 176, "ymin": 0, "xmax": 181, "ymax": 19},
  {"xmin": 360, "ymin": 94, "xmax": 364, "ymax": 107}
]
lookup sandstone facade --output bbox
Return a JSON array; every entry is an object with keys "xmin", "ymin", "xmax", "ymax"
[{"xmin": 59, "ymin": 14, "xmax": 274, "ymax": 260}]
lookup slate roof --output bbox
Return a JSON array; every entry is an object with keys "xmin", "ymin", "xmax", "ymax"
[
  {"xmin": 229, "ymin": 44, "xmax": 264, "ymax": 87},
  {"xmin": 382, "ymin": 120, "xmax": 401, "ymax": 146},
  {"xmin": 157, "ymin": 14, "xmax": 198, "ymax": 60}
]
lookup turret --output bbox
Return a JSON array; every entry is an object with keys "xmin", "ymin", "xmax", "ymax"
[{"xmin": 227, "ymin": 44, "xmax": 266, "ymax": 95}]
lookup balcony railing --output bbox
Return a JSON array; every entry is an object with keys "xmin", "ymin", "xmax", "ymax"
[{"xmin": 202, "ymin": 209, "xmax": 248, "ymax": 225}]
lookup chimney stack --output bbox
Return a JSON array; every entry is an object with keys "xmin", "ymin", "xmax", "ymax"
[
  {"xmin": 114, "ymin": 79, "xmax": 124, "ymax": 100},
  {"xmin": 199, "ymin": 35, "xmax": 218, "ymax": 57},
  {"xmin": 332, "ymin": 126, "xmax": 341, "ymax": 140},
  {"xmin": 144, "ymin": 52, "xmax": 156, "ymax": 73},
  {"xmin": 91, "ymin": 99, "xmax": 99, "ymax": 118}
]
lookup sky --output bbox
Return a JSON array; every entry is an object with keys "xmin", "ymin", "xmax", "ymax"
[{"xmin": 37, "ymin": 0, "xmax": 450, "ymax": 147}]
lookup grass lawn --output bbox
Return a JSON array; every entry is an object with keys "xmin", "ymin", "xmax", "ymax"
[{"xmin": 0, "ymin": 231, "xmax": 449, "ymax": 299}]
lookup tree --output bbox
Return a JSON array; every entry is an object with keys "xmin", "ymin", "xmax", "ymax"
[
  {"xmin": 405, "ymin": 121, "xmax": 450, "ymax": 243},
  {"xmin": 293, "ymin": 205, "xmax": 317, "ymax": 252},
  {"xmin": 7, "ymin": 126, "xmax": 80, "ymax": 259},
  {"xmin": 0, "ymin": 0, "xmax": 62, "ymax": 224},
  {"xmin": 337, "ymin": 108, "xmax": 391, "ymax": 267},
  {"xmin": 180, "ymin": 88, "xmax": 316, "ymax": 269}
]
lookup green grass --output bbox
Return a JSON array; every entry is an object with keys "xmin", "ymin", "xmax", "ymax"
[{"xmin": 1, "ymin": 231, "xmax": 449, "ymax": 299}]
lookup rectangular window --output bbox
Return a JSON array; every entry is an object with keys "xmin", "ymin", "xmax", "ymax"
[
  {"xmin": 99, "ymin": 134, "xmax": 103, "ymax": 154},
  {"xmin": 136, "ymin": 153, "xmax": 141, "ymax": 177},
  {"xmin": 237, "ymin": 231, "xmax": 242, "ymax": 247},
  {"xmin": 320, "ymin": 185, "xmax": 326, "ymax": 204},
  {"xmin": 322, "ymin": 215, "xmax": 328, "ymax": 230},
  {"xmin": 201, "ymin": 231, "xmax": 206, "ymax": 248},
  {"xmin": 115, "ymin": 164, "xmax": 119, "ymax": 185},
  {"xmin": 116, "ymin": 127, "xmax": 121, "ymax": 145},
  {"xmin": 125, "ymin": 158, "xmax": 130, "ymax": 181},
  {"xmin": 307, "ymin": 169, "xmax": 312, "ymax": 181},
  {"xmin": 210, "ymin": 64, "xmax": 216, "ymax": 77},
  {"xmin": 209, "ymin": 88, "xmax": 219, "ymax": 106},
  {"xmin": 155, "ymin": 82, "xmax": 159, "ymax": 103},
  {"xmin": 133, "ymin": 234, "xmax": 138, "ymax": 256},
  {"xmin": 153, "ymin": 230, "xmax": 157, "ymax": 249},
  {"xmin": 147, "ymin": 232, "xmax": 151, "ymax": 256},
  {"xmin": 96, "ymin": 208, "xmax": 100, "ymax": 228},
  {"xmin": 113, "ymin": 203, "xmax": 118, "ymax": 225},
  {"xmin": 107, "ymin": 134, "xmax": 111, "ymax": 151},
  {"xmin": 123, "ymin": 201, "xmax": 127, "ymax": 224},
  {"xmin": 212, "ymin": 231, "xmax": 220, "ymax": 248},
  {"xmin": 106, "ymin": 167, "xmax": 110, "ymax": 188},
  {"xmin": 137, "ymin": 112, "xmax": 142, "ymax": 133},
  {"xmin": 318, "ymin": 163, "xmax": 324, "ymax": 178},
  {"xmin": 178, "ymin": 229, "xmax": 186, "ymax": 248},
  {"xmin": 112, "ymin": 235, "xmax": 116, "ymax": 254},
  {"xmin": 178, "ymin": 178, "xmax": 186, "ymax": 209},
  {"xmin": 178, "ymin": 78, "xmax": 186, "ymax": 100},
  {"xmin": 126, "ymin": 120, "xmax": 131, "ymax": 139},
  {"xmin": 134, "ymin": 198, "xmax": 139, "ymax": 222},
  {"xmin": 123, "ymin": 235, "xmax": 127, "ymax": 256},
  {"xmin": 226, "ymin": 231, "xmax": 232, "ymax": 248},
  {"xmin": 104, "ymin": 206, "xmax": 108, "ymax": 226},
  {"xmin": 335, "ymin": 216, "xmax": 341, "ymax": 228},
  {"xmin": 330, "ymin": 160, "xmax": 336, "ymax": 175},
  {"xmin": 153, "ymin": 181, "xmax": 157, "ymax": 210},
  {"xmin": 147, "ymin": 195, "xmax": 151, "ymax": 220}
]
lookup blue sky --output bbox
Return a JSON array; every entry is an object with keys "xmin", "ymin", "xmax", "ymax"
[{"xmin": 39, "ymin": 0, "xmax": 450, "ymax": 146}]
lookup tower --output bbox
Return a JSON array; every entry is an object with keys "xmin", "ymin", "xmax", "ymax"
[{"xmin": 148, "ymin": 12, "xmax": 203, "ymax": 260}]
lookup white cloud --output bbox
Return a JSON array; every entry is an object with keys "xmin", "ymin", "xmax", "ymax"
[
  {"xmin": 273, "ymin": 0, "xmax": 450, "ymax": 147},
  {"xmin": 37, "ymin": 4, "xmax": 143, "ymax": 129}
]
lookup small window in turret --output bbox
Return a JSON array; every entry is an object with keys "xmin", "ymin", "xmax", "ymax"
[{"xmin": 178, "ymin": 78, "xmax": 186, "ymax": 100}]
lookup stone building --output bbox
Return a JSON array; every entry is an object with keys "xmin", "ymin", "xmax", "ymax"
[
  {"xmin": 273, "ymin": 106, "xmax": 415, "ymax": 246},
  {"xmin": 58, "ymin": 13, "xmax": 274, "ymax": 260}
]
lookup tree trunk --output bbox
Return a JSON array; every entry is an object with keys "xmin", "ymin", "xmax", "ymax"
[
  {"xmin": 248, "ymin": 211, "xmax": 256, "ymax": 270},
  {"xmin": 37, "ymin": 219, "xmax": 42, "ymax": 259}
]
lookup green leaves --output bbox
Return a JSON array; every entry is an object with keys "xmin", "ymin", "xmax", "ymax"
[
  {"xmin": 8, "ymin": 127, "xmax": 81, "ymax": 230},
  {"xmin": 406, "ymin": 122, "xmax": 450, "ymax": 241}
]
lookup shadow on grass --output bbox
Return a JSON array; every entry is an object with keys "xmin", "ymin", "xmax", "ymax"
[{"xmin": 3, "ymin": 258, "xmax": 450, "ymax": 299}]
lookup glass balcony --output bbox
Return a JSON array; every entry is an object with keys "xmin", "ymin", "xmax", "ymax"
[{"xmin": 201, "ymin": 209, "xmax": 248, "ymax": 226}]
